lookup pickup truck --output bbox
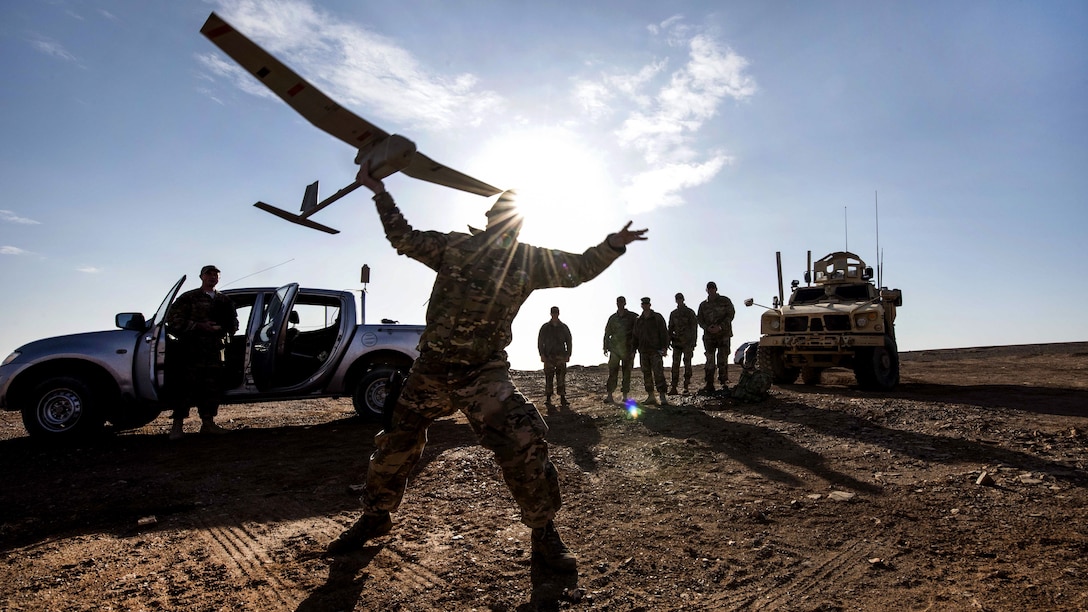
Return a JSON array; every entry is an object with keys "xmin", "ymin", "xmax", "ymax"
[{"xmin": 0, "ymin": 276, "xmax": 424, "ymax": 439}]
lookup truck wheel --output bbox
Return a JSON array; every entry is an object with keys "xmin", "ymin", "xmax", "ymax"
[
  {"xmin": 801, "ymin": 367, "xmax": 822, "ymax": 385},
  {"xmin": 352, "ymin": 366, "xmax": 400, "ymax": 422},
  {"xmin": 22, "ymin": 376, "xmax": 105, "ymax": 439},
  {"xmin": 757, "ymin": 344, "xmax": 800, "ymax": 384},
  {"xmin": 853, "ymin": 336, "xmax": 900, "ymax": 391}
]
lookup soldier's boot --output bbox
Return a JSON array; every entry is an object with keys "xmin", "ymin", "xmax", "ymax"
[
  {"xmin": 668, "ymin": 383, "xmax": 678, "ymax": 395},
  {"xmin": 642, "ymin": 392, "xmax": 658, "ymax": 405},
  {"xmin": 658, "ymin": 390, "xmax": 670, "ymax": 406},
  {"xmin": 325, "ymin": 511, "xmax": 393, "ymax": 556},
  {"xmin": 721, "ymin": 365, "xmax": 730, "ymax": 386},
  {"xmin": 169, "ymin": 418, "xmax": 185, "ymax": 441},
  {"xmin": 531, "ymin": 521, "xmax": 578, "ymax": 573},
  {"xmin": 700, "ymin": 381, "xmax": 716, "ymax": 395},
  {"xmin": 560, "ymin": 395, "xmax": 570, "ymax": 408},
  {"xmin": 199, "ymin": 418, "xmax": 228, "ymax": 435},
  {"xmin": 604, "ymin": 392, "xmax": 615, "ymax": 404},
  {"xmin": 545, "ymin": 394, "xmax": 554, "ymax": 407},
  {"xmin": 683, "ymin": 379, "xmax": 690, "ymax": 394}
]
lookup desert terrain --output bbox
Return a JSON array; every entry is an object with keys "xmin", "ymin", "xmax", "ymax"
[{"xmin": 1, "ymin": 342, "xmax": 1086, "ymax": 611}]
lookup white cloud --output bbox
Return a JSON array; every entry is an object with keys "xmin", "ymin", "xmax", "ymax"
[
  {"xmin": 621, "ymin": 154, "xmax": 730, "ymax": 214},
  {"xmin": 0, "ymin": 210, "xmax": 40, "ymax": 225},
  {"xmin": 571, "ymin": 18, "xmax": 756, "ymax": 212},
  {"xmin": 1, "ymin": 246, "xmax": 29, "ymax": 256},
  {"xmin": 205, "ymin": 0, "xmax": 504, "ymax": 131},
  {"xmin": 76, "ymin": 266, "xmax": 102, "ymax": 274},
  {"xmin": 29, "ymin": 37, "xmax": 79, "ymax": 63}
]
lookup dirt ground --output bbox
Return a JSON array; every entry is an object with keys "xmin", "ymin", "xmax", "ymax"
[{"xmin": 2, "ymin": 342, "xmax": 1087, "ymax": 611}]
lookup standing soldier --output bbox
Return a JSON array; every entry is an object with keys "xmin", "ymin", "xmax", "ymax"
[
  {"xmin": 632, "ymin": 297, "xmax": 670, "ymax": 406},
  {"xmin": 538, "ymin": 306, "xmax": 572, "ymax": 409},
  {"xmin": 667, "ymin": 292, "xmax": 698, "ymax": 395},
  {"xmin": 165, "ymin": 265, "xmax": 239, "ymax": 440},
  {"xmin": 697, "ymin": 281, "xmax": 735, "ymax": 394},
  {"xmin": 326, "ymin": 163, "xmax": 648, "ymax": 574},
  {"xmin": 602, "ymin": 296, "xmax": 638, "ymax": 404}
]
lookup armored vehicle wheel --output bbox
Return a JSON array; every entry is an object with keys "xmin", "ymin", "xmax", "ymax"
[
  {"xmin": 801, "ymin": 367, "xmax": 822, "ymax": 385},
  {"xmin": 757, "ymin": 344, "xmax": 800, "ymax": 384},
  {"xmin": 352, "ymin": 366, "xmax": 401, "ymax": 421},
  {"xmin": 22, "ymin": 376, "xmax": 105, "ymax": 439},
  {"xmin": 853, "ymin": 335, "xmax": 900, "ymax": 391}
]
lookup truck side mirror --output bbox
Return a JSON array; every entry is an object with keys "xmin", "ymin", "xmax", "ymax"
[
  {"xmin": 863, "ymin": 266, "xmax": 874, "ymax": 280},
  {"xmin": 116, "ymin": 313, "xmax": 147, "ymax": 331},
  {"xmin": 803, "ymin": 271, "xmax": 811, "ymax": 284}
]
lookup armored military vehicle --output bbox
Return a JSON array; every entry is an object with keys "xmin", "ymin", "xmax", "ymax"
[{"xmin": 752, "ymin": 251, "xmax": 903, "ymax": 390}]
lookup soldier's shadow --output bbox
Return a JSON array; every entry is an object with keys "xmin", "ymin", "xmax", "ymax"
[
  {"xmin": 517, "ymin": 559, "xmax": 581, "ymax": 612},
  {"xmin": 294, "ymin": 547, "xmax": 381, "ymax": 612}
]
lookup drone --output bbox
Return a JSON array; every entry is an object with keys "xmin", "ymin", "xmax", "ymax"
[{"xmin": 201, "ymin": 12, "xmax": 501, "ymax": 234}]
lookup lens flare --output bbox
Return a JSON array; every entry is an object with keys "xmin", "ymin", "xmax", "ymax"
[{"xmin": 625, "ymin": 398, "xmax": 640, "ymax": 419}]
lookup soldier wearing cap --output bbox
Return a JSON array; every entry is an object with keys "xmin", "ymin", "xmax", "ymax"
[
  {"xmin": 326, "ymin": 162, "xmax": 648, "ymax": 573},
  {"xmin": 697, "ymin": 281, "xmax": 735, "ymax": 393},
  {"xmin": 632, "ymin": 296, "xmax": 670, "ymax": 406},
  {"xmin": 538, "ymin": 306, "xmax": 572, "ymax": 409},
  {"xmin": 667, "ymin": 292, "xmax": 698, "ymax": 394},
  {"xmin": 165, "ymin": 264, "xmax": 238, "ymax": 439},
  {"xmin": 602, "ymin": 296, "xmax": 637, "ymax": 404}
]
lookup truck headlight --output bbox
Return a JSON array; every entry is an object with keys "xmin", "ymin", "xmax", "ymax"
[
  {"xmin": 855, "ymin": 315, "xmax": 870, "ymax": 329},
  {"xmin": 1, "ymin": 351, "xmax": 20, "ymax": 366}
]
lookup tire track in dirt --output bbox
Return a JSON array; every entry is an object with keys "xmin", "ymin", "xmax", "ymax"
[
  {"xmin": 194, "ymin": 513, "xmax": 299, "ymax": 610},
  {"xmin": 707, "ymin": 538, "xmax": 887, "ymax": 609}
]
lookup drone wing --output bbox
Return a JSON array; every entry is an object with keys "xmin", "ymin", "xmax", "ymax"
[
  {"xmin": 201, "ymin": 12, "xmax": 502, "ymax": 198},
  {"xmin": 201, "ymin": 12, "xmax": 387, "ymax": 149},
  {"xmin": 403, "ymin": 154, "xmax": 501, "ymax": 197}
]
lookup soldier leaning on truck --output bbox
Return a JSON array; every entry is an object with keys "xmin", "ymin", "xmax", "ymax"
[
  {"xmin": 697, "ymin": 281, "xmax": 735, "ymax": 393},
  {"xmin": 165, "ymin": 264, "xmax": 239, "ymax": 440},
  {"xmin": 326, "ymin": 162, "xmax": 648, "ymax": 573}
]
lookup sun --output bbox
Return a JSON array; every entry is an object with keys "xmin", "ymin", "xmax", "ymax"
[{"xmin": 470, "ymin": 126, "xmax": 623, "ymax": 249}]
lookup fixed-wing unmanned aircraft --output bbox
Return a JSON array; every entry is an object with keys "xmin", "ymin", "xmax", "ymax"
[{"xmin": 200, "ymin": 12, "xmax": 501, "ymax": 234}]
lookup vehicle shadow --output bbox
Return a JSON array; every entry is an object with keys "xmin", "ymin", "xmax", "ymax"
[
  {"xmin": 782, "ymin": 379, "xmax": 1088, "ymax": 417},
  {"xmin": 633, "ymin": 404, "xmax": 882, "ymax": 494},
  {"xmin": 721, "ymin": 395, "xmax": 1088, "ymax": 484},
  {"xmin": 0, "ymin": 415, "xmax": 479, "ymax": 552}
]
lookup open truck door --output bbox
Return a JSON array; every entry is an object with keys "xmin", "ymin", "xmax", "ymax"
[{"xmin": 251, "ymin": 283, "xmax": 300, "ymax": 390}]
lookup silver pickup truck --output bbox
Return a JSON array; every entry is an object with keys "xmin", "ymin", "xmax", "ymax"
[{"xmin": 0, "ymin": 276, "xmax": 424, "ymax": 439}]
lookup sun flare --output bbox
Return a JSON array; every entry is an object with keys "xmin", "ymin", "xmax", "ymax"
[{"xmin": 471, "ymin": 127, "xmax": 623, "ymax": 249}]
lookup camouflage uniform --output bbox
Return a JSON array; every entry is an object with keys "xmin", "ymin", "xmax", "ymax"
[
  {"xmin": 697, "ymin": 293, "xmax": 735, "ymax": 388},
  {"xmin": 668, "ymin": 301, "xmax": 698, "ymax": 391},
  {"xmin": 603, "ymin": 308, "xmax": 638, "ymax": 397},
  {"xmin": 165, "ymin": 288, "xmax": 238, "ymax": 419},
  {"xmin": 731, "ymin": 368, "xmax": 772, "ymax": 403},
  {"xmin": 362, "ymin": 191, "xmax": 625, "ymax": 528},
  {"xmin": 632, "ymin": 303, "xmax": 669, "ymax": 401},
  {"xmin": 537, "ymin": 318, "xmax": 572, "ymax": 404}
]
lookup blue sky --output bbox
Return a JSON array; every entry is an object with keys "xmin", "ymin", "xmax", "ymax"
[{"xmin": 2, "ymin": 0, "xmax": 1085, "ymax": 371}]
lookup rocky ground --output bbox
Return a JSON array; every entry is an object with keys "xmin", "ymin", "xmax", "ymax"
[{"xmin": 1, "ymin": 342, "xmax": 1087, "ymax": 611}]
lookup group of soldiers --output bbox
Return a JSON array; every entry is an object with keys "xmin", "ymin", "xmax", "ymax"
[{"xmin": 539, "ymin": 280, "xmax": 769, "ymax": 409}]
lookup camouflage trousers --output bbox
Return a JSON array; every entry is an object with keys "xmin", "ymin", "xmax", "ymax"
[
  {"xmin": 361, "ymin": 358, "xmax": 561, "ymax": 528},
  {"xmin": 606, "ymin": 350, "xmax": 634, "ymax": 395},
  {"xmin": 670, "ymin": 344, "xmax": 695, "ymax": 388},
  {"xmin": 702, "ymin": 333, "xmax": 731, "ymax": 386},
  {"xmin": 639, "ymin": 351, "xmax": 668, "ymax": 395},
  {"xmin": 731, "ymin": 369, "xmax": 771, "ymax": 403},
  {"xmin": 169, "ymin": 361, "xmax": 223, "ymax": 420},
  {"xmin": 541, "ymin": 357, "xmax": 567, "ymax": 399}
]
